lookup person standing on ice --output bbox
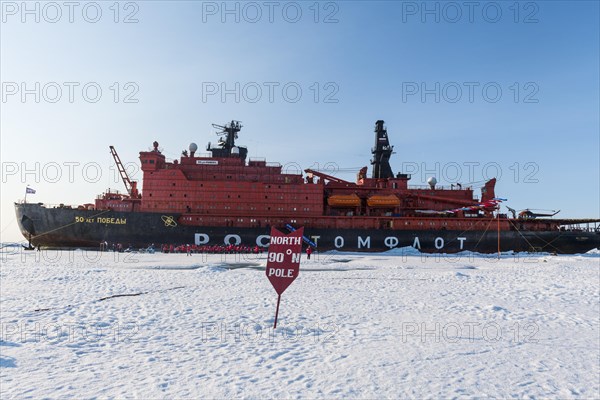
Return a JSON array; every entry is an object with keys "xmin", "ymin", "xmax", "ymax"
[
  {"xmin": 186, "ymin": 244, "xmax": 191, "ymax": 256},
  {"xmin": 306, "ymin": 246, "xmax": 312, "ymax": 260}
]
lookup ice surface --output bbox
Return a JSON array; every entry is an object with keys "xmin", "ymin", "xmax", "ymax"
[{"xmin": 1, "ymin": 248, "xmax": 599, "ymax": 398}]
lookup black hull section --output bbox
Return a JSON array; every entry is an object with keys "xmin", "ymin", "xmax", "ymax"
[{"xmin": 15, "ymin": 203, "xmax": 600, "ymax": 254}]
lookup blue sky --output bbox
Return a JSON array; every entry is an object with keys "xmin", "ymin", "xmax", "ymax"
[{"xmin": 1, "ymin": 1, "xmax": 599, "ymax": 242}]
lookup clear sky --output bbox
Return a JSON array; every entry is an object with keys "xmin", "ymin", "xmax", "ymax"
[{"xmin": 1, "ymin": 1, "xmax": 599, "ymax": 243}]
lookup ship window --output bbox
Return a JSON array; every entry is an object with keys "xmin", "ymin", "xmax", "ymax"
[
  {"xmin": 172, "ymin": 183, "xmax": 176, "ymax": 186},
  {"xmin": 150, "ymin": 160, "xmax": 155, "ymax": 164},
  {"xmin": 149, "ymin": 193, "xmax": 152, "ymax": 197},
  {"xmin": 169, "ymin": 194, "xmax": 173, "ymax": 197},
  {"xmin": 184, "ymin": 194, "xmax": 187, "ymax": 198}
]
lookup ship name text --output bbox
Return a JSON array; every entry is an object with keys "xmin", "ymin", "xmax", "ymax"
[
  {"xmin": 194, "ymin": 233, "xmax": 467, "ymax": 250},
  {"xmin": 75, "ymin": 216, "xmax": 127, "ymax": 225}
]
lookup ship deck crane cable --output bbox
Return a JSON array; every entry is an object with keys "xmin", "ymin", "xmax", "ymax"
[
  {"xmin": 471, "ymin": 217, "xmax": 495, "ymax": 252},
  {"xmin": 432, "ymin": 216, "xmax": 498, "ymax": 252},
  {"xmin": 506, "ymin": 218, "xmax": 563, "ymax": 253},
  {"xmin": 0, "ymin": 218, "xmax": 15, "ymax": 234}
]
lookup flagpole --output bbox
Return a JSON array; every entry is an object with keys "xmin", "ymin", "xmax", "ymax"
[{"xmin": 497, "ymin": 206, "xmax": 501, "ymax": 259}]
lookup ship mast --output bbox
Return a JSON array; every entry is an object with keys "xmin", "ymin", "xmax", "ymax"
[{"xmin": 207, "ymin": 120, "xmax": 248, "ymax": 161}]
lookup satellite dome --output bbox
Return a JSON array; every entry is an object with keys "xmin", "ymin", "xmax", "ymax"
[
  {"xmin": 189, "ymin": 143, "xmax": 198, "ymax": 153},
  {"xmin": 231, "ymin": 146, "xmax": 239, "ymax": 154},
  {"xmin": 427, "ymin": 176, "xmax": 437, "ymax": 189}
]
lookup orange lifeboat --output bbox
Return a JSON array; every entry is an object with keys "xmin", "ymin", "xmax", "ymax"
[
  {"xmin": 367, "ymin": 195, "xmax": 400, "ymax": 208},
  {"xmin": 327, "ymin": 194, "xmax": 361, "ymax": 207}
]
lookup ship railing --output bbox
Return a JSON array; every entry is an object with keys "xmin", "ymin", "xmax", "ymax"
[
  {"xmin": 266, "ymin": 162, "xmax": 282, "ymax": 167},
  {"xmin": 96, "ymin": 189, "xmax": 124, "ymax": 200},
  {"xmin": 27, "ymin": 202, "xmax": 93, "ymax": 210},
  {"xmin": 408, "ymin": 184, "xmax": 475, "ymax": 192},
  {"xmin": 559, "ymin": 222, "xmax": 600, "ymax": 232}
]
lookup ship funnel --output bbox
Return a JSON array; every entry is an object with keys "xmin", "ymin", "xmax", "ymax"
[
  {"xmin": 427, "ymin": 176, "xmax": 437, "ymax": 190},
  {"xmin": 370, "ymin": 120, "xmax": 394, "ymax": 179}
]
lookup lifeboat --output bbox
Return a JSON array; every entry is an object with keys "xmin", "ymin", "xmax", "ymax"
[
  {"xmin": 367, "ymin": 194, "xmax": 401, "ymax": 208},
  {"xmin": 327, "ymin": 194, "xmax": 361, "ymax": 207}
]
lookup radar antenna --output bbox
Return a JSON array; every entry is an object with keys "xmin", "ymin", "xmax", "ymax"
[
  {"xmin": 211, "ymin": 120, "xmax": 242, "ymax": 149},
  {"xmin": 206, "ymin": 120, "xmax": 248, "ymax": 161}
]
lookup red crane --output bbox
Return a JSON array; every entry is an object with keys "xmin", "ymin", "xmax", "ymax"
[{"xmin": 109, "ymin": 146, "xmax": 139, "ymax": 198}]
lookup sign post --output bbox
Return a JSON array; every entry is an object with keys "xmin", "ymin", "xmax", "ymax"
[{"xmin": 265, "ymin": 227, "xmax": 304, "ymax": 329}]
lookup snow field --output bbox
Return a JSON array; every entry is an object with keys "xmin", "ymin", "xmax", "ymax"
[{"xmin": 1, "ymin": 248, "xmax": 598, "ymax": 398}]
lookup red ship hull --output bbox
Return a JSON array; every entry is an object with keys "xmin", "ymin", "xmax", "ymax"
[{"xmin": 15, "ymin": 203, "xmax": 600, "ymax": 254}]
